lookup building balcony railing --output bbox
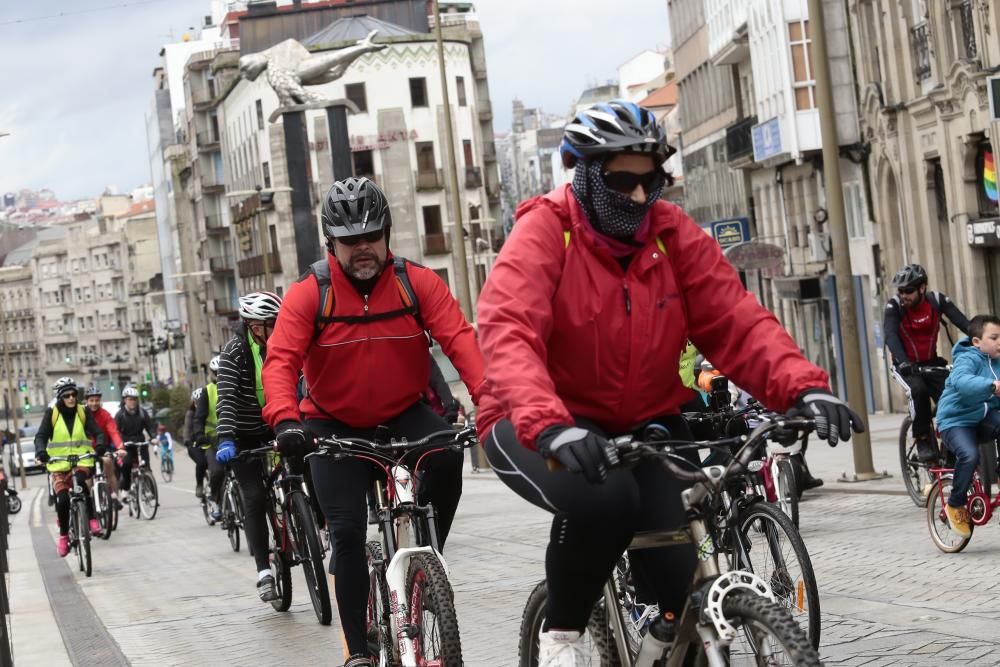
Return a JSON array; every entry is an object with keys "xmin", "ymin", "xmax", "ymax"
[
  {"xmin": 237, "ymin": 252, "xmax": 282, "ymax": 277},
  {"xmin": 214, "ymin": 299, "xmax": 238, "ymax": 317},
  {"xmin": 209, "ymin": 255, "xmax": 235, "ymax": 273},
  {"xmin": 130, "ymin": 320, "xmax": 152, "ymax": 334},
  {"xmin": 911, "ymin": 23, "xmax": 932, "ymax": 81},
  {"xmin": 465, "ymin": 166, "xmax": 483, "ymax": 189},
  {"xmin": 482, "ymin": 141, "xmax": 496, "ymax": 163},
  {"xmin": 959, "ymin": 0, "xmax": 977, "ymax": 60},
  {"xmin": 725, "ymin": 115, "xmax": 757, "ymax": 162},
  {"xmin": 202, "ymin": 173, "xmax": 226, "ymax": 193},
  {"xmin": 5, "ymin": 308, "xmax": 33, "ymax": 319},
  {"xmin": 205, "ymin": 213, "xmax": 227, "ymax": 234},
  {"xmin": 191, "ymin": 87, "xmax": 213, "ymax": 107},
  {"xmin": 423, "ymin": 233, "xmax": 452, "ymax": 256},
  {"xmin": 196, "ymin": 130, "xmax": 220, "ymax": 152},
  {"xmin": 477, "ymin": 101, "xmax": 493, "ymax": 122},
  {"xmin": 97, "ymin": 328, "xmax": 129, "ymax": 341},
  {"xmin": 415, "ymin": 169, "xmax": 444, "ymax": 191}
]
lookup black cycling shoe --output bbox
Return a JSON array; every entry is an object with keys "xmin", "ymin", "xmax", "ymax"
[
  {"xmin": 915, "ymin": 437, "xmax": 938, "ymax": 463},
  {"xmin": 257, "ymin": 575, "xmax": 278, "ymax": 602},
  {"xmin": 344, "ymin": 653, "xmax": 374, "ymax": 667},
  {"xmin": 802, "ymin": 475, "xmax": 824, "ymax": 490}
]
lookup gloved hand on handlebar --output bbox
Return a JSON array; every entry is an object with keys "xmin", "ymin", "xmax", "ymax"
[
  {"xmin": 36, "ymin": 449, "xmax": 50, "ymax": 464},
  {"xmin": 95, "ymin": 444, "xmax": 108, "ymax": 458},
  {"xmin": 897, "ymin": 361, "xmax": 914, "ymax": 377},
  {"xmin": 275, "ymin": 421, "xmax": 314, "ymax": 458},
  {"xmin": 536, "ymin": 425, "xmax": 619, "ymax": 484},
  {"xmin": 215, "ymin": 440, "xmax": 237, "ymax": 464},
  {"xmin": 788, "ymin": 389, "xmax": 865, "ymax": 447}
]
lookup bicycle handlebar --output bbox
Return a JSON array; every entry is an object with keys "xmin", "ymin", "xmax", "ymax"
[
  {"xmin": 47, "ymin": 453, "xmax": 97, "ymax": 464},
  {"xmin": 311, "ymin": 426, "xmax": 478, "ymax": 459},
  {"xmin": 232, "ymin": 444, "xmax": 276, "ymax": 460}
]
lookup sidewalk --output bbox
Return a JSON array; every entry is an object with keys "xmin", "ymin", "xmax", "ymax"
[{"xmin": 801, "ymin": 412, "xmax": 908, "ymax": 493}]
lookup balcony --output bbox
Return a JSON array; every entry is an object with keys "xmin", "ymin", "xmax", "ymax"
[
  {"xmin": 202, "ymin": 173, "xmax": 226, "ymax": 194},
  {"xmin": 471, "ymin": 54, "xmax": 487, "ymax": 80},
  {"xmin": 477, "ymin": 101, "xmax": 493, "ymax": 122},
  {"xmin": 209, "ymin": 255, "xmax": 235, "ymax": 273},
  {"xmin": 959, "ymin": 0, "xmax": 977, "ymax": 60},
  {"xmin": 130, "ymin": 320, "xmax": 152, "ymax": 334},
  {"xmin": 196, "ymin": 130, "xmax": 220, "ymax": 152},
  {"xmin": 238, "ymin": 252, "xmax": 282, "ymax": 277},
  {"xmin": 191, "ymin": 87, "xmax": 214, "ymax": 108},
  {"xmin": 465, "ymin": 166, "xmax": 483, "ymax": 189},
  {"xmin": 415, "ymin": 169, "xmax": 444, "ymax": 191},
  {"xmin": 911, "ymin": 23, "xmax": 931, "ymax": 81},
  {"xmin": 423, "ymin": 233, "xmax": 452, "ymax": 256},
  {"xmin": 214, "ymin": 299, "xmax": 238, "ymax": 317},
  {"xmin": 97, "ymin": 328, "xmax": 129, "ymax": 341},
  {"xmin": 482, "ymin": 140, "xmax": 496, "ymax": 163},
  {"xmin": 5, "ymin": 308, "xmax": 33, "ymax": 319},
  {"xmin": 205, "ymin": 214, "xmax": 228, "ymax": 235},
  {"xmin": 707, "ymin": 0, "xmax": 749, "ymax": 65},
  {"xmin": 725, "ymin": 115, "xmax": 757, "ymax": 164}
]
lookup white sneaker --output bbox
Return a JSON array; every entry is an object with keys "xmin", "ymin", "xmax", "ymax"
[{"xmin": 538, "ymin": 629, "xmax": 587, "ymax": 667}]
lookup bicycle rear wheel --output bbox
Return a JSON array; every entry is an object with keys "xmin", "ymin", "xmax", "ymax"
[
  {"xmin": 926, "ymin": 475, "xmax": 972, "ymax": 553},
  {"xmin": 899, "ymin": 416, "xmax": 933, "ymax": 506},
  {"xmin": 291, "ymin": 492, "xmax": 332, "ymax": 625},
  {"xmin": 270, "ymin": 546, "xmax": 293, "ymax": 612},
  {"xmin": 97, "ymin": 482, "xmax": 113, "ymax": 540},
  {"xmin": 138, "ymin": 472, "xmax": 158, "ymax": 520},
  {"xmin": 161, "ymin": 457, "xmax": 173, "ymax": 483},
  {"xmin": 730, "ymin": 500, "xmax": 820, "ymax": 650},
  {"xmin": 75, "ymin": 501, "xmax": 92, "ymax": 578},
  {"xmin": 722, "ymin": 592, "xmax": 821, "ymax": 666},
  {"xmin": 407, "ymin": 552, "xmax": 463, "ymax": 666},
  {"xmin": 223, "ymin": 488, "xmax": 240, "ymax": 552},
  {"xmin": 517, "ymin": 580, "xmax": 620, "ymax": 667}
]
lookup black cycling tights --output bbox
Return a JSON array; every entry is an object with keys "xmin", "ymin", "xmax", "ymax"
[
  {"xmin": 55, "ymin": 470, "xmax": 95, "ymax": 536},
  {"xmin": 484, "ymin": 415, "xmax": 697, "ymax": 632},
  {"xmin": 187, "ymin": 445, "xmax": 208, "ymax": 486},
  {"xmin": 119, "ymin": 444, "xmax": 150, "ymax": 492},
  {"xmin": 307, "ymin": 401, "xmax": 463, "ymax": 657},
  {"xmin": 230, "ymin": 452, "xmax": 270, "ymax": 572}
]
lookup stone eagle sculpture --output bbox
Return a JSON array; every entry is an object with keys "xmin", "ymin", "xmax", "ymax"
[{"xmin": 238, "ymin": 30, "xmax": 386, "ymax": 110}]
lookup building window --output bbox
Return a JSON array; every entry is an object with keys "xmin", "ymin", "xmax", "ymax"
[
  {"xmin": 462, "ymin": 139, "xmax": 474, "ymax": 167},
  {"xmin": 353, "ymin": 150, "xmax": 375, "ymax": 180},
  {"xmin": 416, "ymin": 142, "xmax": 437, "ymax": 174},
  {"xmin": 409, "ymin": 77, "xmax": 428, "ymax": 107},
  {"xmin": 910, "ymin": 22, "xmax": 931, "ymax": 81},
  {"xmin": 975, "ymin": 143, "xmax": 999, "ymax": 217},
  {"xmin": 255, "ymin": 99, "xmax": 264, "ymax": 130},
  {"xmin": 788, "ymin": 20, "xmax": 816, "ymax": 110},
  {"xmin": 433, "ymin": 268, "xmax": 450, "ymax": 289},
  {"xmin": 262, "ymin": 161, "xmax": 271, "ymax": 189},
  {"xmin": 456, "ymin": 76, "xmax": 467, "ymax": 107},
  {"xmin": 422, "ymin": 205, "xmax": 443, "ymax": 235},
  {"xmin": 345, "ymin": 83, "xmax": 367, "ymax": 113}
]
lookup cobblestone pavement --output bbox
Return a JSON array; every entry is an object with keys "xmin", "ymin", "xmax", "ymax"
[{"xmin": 14, "ymin": 428, "xmax": 1000, "ymax": 666}]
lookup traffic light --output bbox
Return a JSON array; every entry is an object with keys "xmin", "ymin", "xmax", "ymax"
[
  {"xmin": 23, "ymin": 396, "xmax": 29, "ymax": 410},
  {"xmin": 141, "ymin": 389, "xmax": 149, "ymax": 397}
]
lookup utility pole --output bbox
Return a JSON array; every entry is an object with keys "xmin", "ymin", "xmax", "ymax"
[
  {"xmin": 433, "ymin": 0, "xmax": 473, "ymax": 320},
  {"xmin": 256, "ymin": 186, "xmax": 274, "ymax": 292},
  {"xmin": 0, "ymin": 296, "xmax": 26, "ymax": 489},
  {"xmin": 808, "ymin": 0, "xmax": 880, "ymax": 479}
]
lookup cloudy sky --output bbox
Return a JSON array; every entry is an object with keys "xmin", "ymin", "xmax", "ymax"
[{"xmin": 0, "ymin": 0, "xmax": 669, "ymax": 201}]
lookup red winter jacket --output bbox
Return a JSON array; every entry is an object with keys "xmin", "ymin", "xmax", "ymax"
[
  {"xmin": 90, "ymin": 407, "xmax": 123, "ymax": 449},
  {"xmin": 476, "ymin": 185, "xmax": 830, "ymax": 448},
  {"xmin": 262, "ymin": 252, "xmax": 485, "ymax": 429}
]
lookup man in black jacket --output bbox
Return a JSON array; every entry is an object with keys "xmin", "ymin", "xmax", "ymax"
[
  {"xmin": 883, "ymin": 263, "xmax": 971, "ymax": 461},
  {"xmin": 115, "ymin": 385, "xmax": 157, "ymax": 498}
]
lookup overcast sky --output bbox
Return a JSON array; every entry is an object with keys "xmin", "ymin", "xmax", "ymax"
[{"xmin": 0, "ymin": 0, "xmax": 670, "ymax": 201}]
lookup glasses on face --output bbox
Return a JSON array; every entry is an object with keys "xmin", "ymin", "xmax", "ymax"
[
  {"xmin": 63, "ymin": 392, "xmax": 78, "ymax": 400},
  {"xmin": 249, "ymin": 321, "xmax": 276, "ymax": 335},
  {"xmin": 898, "ymin": 286, "xmax": 918, "ymax": 296},
  {"xmin": 602, "ymin": 170, "xmax": 664, "ymax": 194},
  {"xmin": 337, "ymin": 229, "xmax": 385, "ymax": 246}
]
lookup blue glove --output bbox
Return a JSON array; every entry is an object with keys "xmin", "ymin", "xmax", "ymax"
[{"xmin": 216, "ymin": 440, "xmax": 237, "ymax": 464}]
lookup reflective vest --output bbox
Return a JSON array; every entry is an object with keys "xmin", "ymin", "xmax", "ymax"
[
  {"xmin": 248, "ymin": 332, "xmax": 265, "ymax": 407},
  {"xmin": 205, "ymin": 382, "xmax": 218, "ymax": 438},
  {"xmin": 46, "ymin": 406, "xmax": 94, "ymax": 472}
]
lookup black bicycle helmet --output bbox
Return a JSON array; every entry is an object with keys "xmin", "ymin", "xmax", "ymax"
[
  {"xmin": 559, "ymin": 99, "xmax": 676, "ymax": 169},
  {"xmin": 321, "ymin": 177, "xmax": 391, "ymax": 240},
  {"xmin": 891, "ymin": 264, "xmax": 928, "ymax": 290}
]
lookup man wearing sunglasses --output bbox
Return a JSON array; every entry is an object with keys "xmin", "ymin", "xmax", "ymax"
[
  {"xmin": 262, "ymin": 176, "xmax": 484, "ymax": 667},
  {"xmin": 884, "ymin": 263, "xmax": 970, "ymax": 461},
  {"xmin": 475, "ymin": 99, "xmax": 862, "ymax": 665}
]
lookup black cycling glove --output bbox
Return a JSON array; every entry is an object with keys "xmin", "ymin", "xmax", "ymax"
[
  {"xmin": 788, "ymin": 389, "xmax": 865, "ymax": 446},
  {"xmin": 537, "ymin": 426, "xmax": 619, "ymax": 484}
]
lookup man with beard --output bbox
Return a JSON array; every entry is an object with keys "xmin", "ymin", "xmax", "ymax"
[{"xmin": 262, "ymin": 177, "xmax": 484, "ymax": 667}]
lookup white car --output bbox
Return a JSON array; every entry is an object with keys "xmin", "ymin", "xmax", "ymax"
[{"xmin": 9, "ymin": 439, "xmax": 44, "ymax": 476}]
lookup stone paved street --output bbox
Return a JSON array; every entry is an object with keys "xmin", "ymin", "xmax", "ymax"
[{"xmin": 9, "ymin": 414, "xmax": 1000, "ymax": 665}]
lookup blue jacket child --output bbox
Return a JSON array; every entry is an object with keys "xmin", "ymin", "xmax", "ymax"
[{"xmin": 934, "ymin": 314, "xmax": 1000, "ymax": 538}]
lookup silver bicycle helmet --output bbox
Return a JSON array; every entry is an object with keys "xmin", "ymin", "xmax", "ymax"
[{"xmin": 238, "ymin": 291, "xmax": 282, "ymax": 321}]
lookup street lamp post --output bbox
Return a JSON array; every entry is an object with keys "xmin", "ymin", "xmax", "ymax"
[{"xmin": 0, "ymin": 293, "xmax": 26, "ymax": 489}]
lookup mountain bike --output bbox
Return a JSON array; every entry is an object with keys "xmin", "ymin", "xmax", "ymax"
[
  {"xmin": 48, "ymin": 453, "xmax": 96, "ymax": 578},
  {"xmin": 312, "ymin": 425, "xmax": 478, "ymax": 667},
  {"xmin": 238, "ymin": 445, "xmax": 331, "ymax": 625},
  {"xmin": 122, "ymin": 441, "xmax": 159, "ymax": 520},
  {"xmin": 519, "ymin": 416, "xmax": 821, "ymax": 667},
  {"xmin": 220, "ymin": 464, "xmax": 245, "ymax": 553}
]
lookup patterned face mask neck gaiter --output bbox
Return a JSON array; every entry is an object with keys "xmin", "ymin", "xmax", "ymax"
[{"xmin": 571, "ymin": 158, "xmax": 665, "ymax": 241}]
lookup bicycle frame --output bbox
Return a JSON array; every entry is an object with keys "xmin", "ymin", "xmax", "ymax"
[{"xmin": 930, "ymin": 467, "xmax": 1000, "ymax": 526}]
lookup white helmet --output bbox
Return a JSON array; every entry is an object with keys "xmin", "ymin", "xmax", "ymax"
[
  {"xmin": 209, "ymin": 355, "xmax": 221, "ymax": 373},
  {"xmin": 122, "ymin": 386, "xmax": 139, "ymax": 398},
  {"xmin": 238, "ymin": 291, "xmax": 282, "ymax": 321},
  {"xmin": 52, "ymin": 377, "xmax": 77, "ymax": 399}
]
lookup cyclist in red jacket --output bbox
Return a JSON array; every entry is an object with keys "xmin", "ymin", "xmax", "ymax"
[
  {"xmin": 476, "ymin": 99, "xmax": 864, "ymax": 664},
  {"xmin": 84, "ymin": 385, "xmax": 125, "ymax": 508},
  {"xmin": 262, "ymin": 177, "xmax": 484, "ymax": 667}
]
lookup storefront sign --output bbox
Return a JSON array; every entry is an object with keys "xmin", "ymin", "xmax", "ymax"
[
  {"xmin": 351, "ymin": 129, "xmax": 419, "ymax": 152},
  {"xmin": 752, "ymin": 117, "xmax": 782, "ymax": 162},
  {"xmin": 725, "ymin": 241, "xmax": 785, "ymax": 271},
  {"xmin": 966, "ymin": 217, "xmax": 1000, "ymax": 246},
  {"xmin": 709, "ymin": 217, "xmax": 750, "ymax": 248}
]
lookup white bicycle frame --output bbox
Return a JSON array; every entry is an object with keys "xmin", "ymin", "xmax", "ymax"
[{"xmin": 377, "ymin": 463, "xmax": 450, "ymax": 667}]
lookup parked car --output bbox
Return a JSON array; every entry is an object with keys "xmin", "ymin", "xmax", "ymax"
[{"xmin": 9, "ymin": 439, "xmax": 44, "ymax": 476}]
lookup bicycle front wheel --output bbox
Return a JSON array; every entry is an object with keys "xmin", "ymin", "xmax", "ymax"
[
  {"xmin": 75, "ymin": 501, "xmax": 92, "ymax": 578},
  {"xmin": 724, "ymin": 592, "xmax": 821, "ymax": 666},
  {"xmin": 223, "ymin": 489, "xmax": 240, "ymax": 553},
  {"xmin": 407, "ymin": 552, "xmax": 462, "ymax": 666},
  {"xmin": 366, "ymin": 541, "xmax": 393, "ymax": 664},
  {"xmin": 291, "ymin": 492, "xmax": 332, "ymax": 625},
  {"xmin": 97, "ymin": 482, "xmax": 113, "ymax": 540},
  {"xmin": 517, "ymin": 580, "xmax": 620, "ymax": 667},
  {"xmin": 161, "ymin": 457, "xmax": 173, "ymax": 483},
  {"xmin": 138, "ymin": 472, "xmax": 158, "ymax": 520},
  {"xmin": 898, "ymin": 416, "xmax": 931, "ymax": 506},
  {"xmin": 775, "ymin": 459, "xmax": 799, "ymax": 528},
  {"xmin": 270, "ymin": 547, "xmax": 293, "ymax": 612},
  {"xmin": 926, "ymin": 475, "xmax": 972, "ymax": 553},
  {"xmin": 731, "ymin": 501, "xmax": 820, "ymax": 650}
]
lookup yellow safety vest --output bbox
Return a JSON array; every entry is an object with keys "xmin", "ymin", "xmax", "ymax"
[
  {"xmin": 205, "ymin": 382, "xmax": 218, "ymax": 439},
  {"xmin": 46, "ymin": 406, "xmax": 94, "ymax": 472}
]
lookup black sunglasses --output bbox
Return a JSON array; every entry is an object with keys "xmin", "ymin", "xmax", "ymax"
[
  {"xmin": 337, "ymin": 229, "xmax": 385, "ymax": 246},
  {"xmin": 602, "ymin": 170, "xmax": 664, "ymax": 194},
  {"xmin": 897, "ymin": 286, "xmax": 918, "ymax": 295}
]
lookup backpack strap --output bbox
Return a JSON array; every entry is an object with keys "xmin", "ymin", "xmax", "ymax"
[{"xmin": 311, "ymin": 259, "xmax": 335, "ymax": 340}]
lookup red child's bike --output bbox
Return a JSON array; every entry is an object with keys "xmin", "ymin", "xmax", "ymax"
[{"xmin": 927, "ymin": 461, "xmax": 1000, "ymax": 552}]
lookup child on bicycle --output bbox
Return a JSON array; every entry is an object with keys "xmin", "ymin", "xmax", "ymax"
[{"xmin": 935, "ymin": 314, "xmax": 1000, "ymax": 538}]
